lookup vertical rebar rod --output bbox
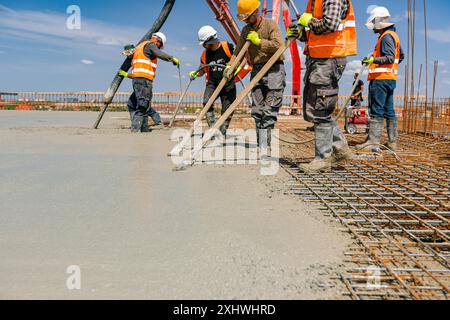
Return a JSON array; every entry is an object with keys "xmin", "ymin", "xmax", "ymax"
[
  {"xmin": 405, "ymin": 0, "xmax": 412, "ymax": 133},
  {"xmin": 430, "ymin": 61, "xmax": 438, "ymax": 136},
  {"xmin": 414, "ymin": 64, "xmax": 423, "ymax": 133}
]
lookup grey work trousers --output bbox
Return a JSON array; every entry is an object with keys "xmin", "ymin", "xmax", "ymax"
[{"xmin": 250, "ymin": 61, "xmax": 286, "ymax": 130}]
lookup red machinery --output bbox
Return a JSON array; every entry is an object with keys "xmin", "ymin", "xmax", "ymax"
[
  {"xmin": 206, "ymin": 0, "xmax": 302, "ymax": 114},
  {"xmin": 345, "ymin": 108, "xmax": 370, "ymax": 135}
]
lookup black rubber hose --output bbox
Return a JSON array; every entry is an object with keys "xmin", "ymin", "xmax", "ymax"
[{"xmin": 94, "ymin": 0, "xmax": 176, "ymax": 129}]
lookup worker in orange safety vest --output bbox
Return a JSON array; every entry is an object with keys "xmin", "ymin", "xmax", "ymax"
[
  {"xmin": 120, "ymin": 32, "xmax": 181, "ymax": 133},
  {"xmin": 356, "ymin": 6, "xmax": 405, "ymax": 152},
  {"xmin": 189, "ymin": 26, "xmax": 237, "ymax": 136},
  {"xmin": 287, "ymin": 0, "xmax": 357, "ymax": 174}
]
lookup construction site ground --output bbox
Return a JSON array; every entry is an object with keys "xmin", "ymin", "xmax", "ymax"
[
  {"xmin": 1, "ymin": 111, "xmax": 448, "ymax": 300},
  {"xmin": 1, "ymin": 111, "xmax": 354, "ymax": 300}
]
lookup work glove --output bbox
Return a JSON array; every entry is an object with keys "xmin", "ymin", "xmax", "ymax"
[
  {"xmin": 286, "ymin": 24, "xmax": 302, "ymax": 39},
  {"xmin": 189, "ymin": 71, "xmax": 199, "ymax": 80},
  {"xmin": 223, "ymin": 64, "xmax": 233, "ymax": 80},
  {"xmin": 234, "ymin": 66, "xmax": 243, "ymax": 77},
  {"xmin": 298, "ymin": 13, "xmax": 313, "ymax": 28},
  {"xmin": 362, "ymin": 56, "xmax": 375, "ymax": 65},
  {"xmin": 172, "ymin": 57, "xmax": 181, "ymax": 67},
  {"xmin": 118, "ymin": 70, "xmax": 129, "ymax": 78},
  {"xmin": 246, "ymin": 31, "xmax": 261, "ymax": 46}
]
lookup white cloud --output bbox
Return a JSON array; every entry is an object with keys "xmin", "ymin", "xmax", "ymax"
[
  {"xmin": 344, "ymin": 60, "xmax": 369, "ymax": 77},
  {"xmin": 0, "ymin": 5, "xmax": 142, "ymax": 50},
  {"xmin": 428, "ymin": 27, "xmax": 450, "ymax": 44},
  {"xmin": 81, "ymin": 59, "xmax": 95, "ymax": 65}
]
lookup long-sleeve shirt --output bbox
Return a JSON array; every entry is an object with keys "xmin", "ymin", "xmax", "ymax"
[
  {"xmin": 143, "ymin": 42, "xmax": 173, "ymax": 62},
  {"xmin": 374, "ymin": 26, "xmax": 405, "ymax": 65},
  {"xmin": 234, "ymin": 18, "xmax": 284, "ymax": 65},
  {"xmin": 308, "ymin": 0, "xmax": 349, "ymax": 35},
  {"xmin": 125, "ymin": 42, "xmax": 173, "ymax": 67}
]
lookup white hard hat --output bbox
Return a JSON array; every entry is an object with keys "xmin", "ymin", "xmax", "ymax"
[
  {"xmin": 152, "ymin": 32, "xmax": 167, "ymax": 47},
  {"xmin": 198, "ymin": 25, "xmax": 218, "ymax": 45},
  {"xmin": 366, "ymin": 6, "xmax": 395, "ymax": 30}
]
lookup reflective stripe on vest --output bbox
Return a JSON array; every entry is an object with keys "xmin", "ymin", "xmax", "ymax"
[
  {"xmin": 305, "ymin": 0, "xmax": 358, "ymax": 59},
  {"xmin": 201, "ymin": 41, "xmax": 232, "ymax": 82},
  {"xmin": 131, "ymin": 40, "xmax": 158, "ymax": 81},
  {"xmin": 368, "ymin": 30, "xmax": 401, "ymax": 81}
]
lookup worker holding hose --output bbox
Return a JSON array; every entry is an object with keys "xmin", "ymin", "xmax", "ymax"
[
  {"xmin": 230, "ymin": 0, "xmax": 286, "ymax": 149},
  {"xmin": 189, "ymin": 26, "xmax": 237, "ymax": 136},
  {"xmin": 287, "ymin": 0, "xmax": 357, "ymax": 173},
  {"xmin": 356, "ymin": 6, "xmax": 405, "ymax": 152},
  {"xmin": 119, "ymin": 32, "xmax": 181, "ymax": 133}
]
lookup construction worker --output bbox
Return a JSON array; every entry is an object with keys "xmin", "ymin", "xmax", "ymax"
[
  {"xmin": 231, "ymin": 0, "xmax": 286, "ymax": 149},
  {"xmin": 120, "ymin": 32, "xmax": 181, "ymax": 133},
  {"xmin": 189, "ymin": 26, "xmax": 236, "ymax": 136},
  {"xmin": 356, "ymin": 6, "xmax": 405, "ymax": 152},
  {"xmin": 346, "ymin": 73, "xmax": 365, "ymax": 130},
  {"xmin": 287, "ymin": 0, "xmax": 357, "ymax": 173},
  {"xmin": 351, "ymin": 73, "xmax": 365, "ymax": 109}
]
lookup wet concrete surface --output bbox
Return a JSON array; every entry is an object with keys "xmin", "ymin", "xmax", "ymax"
[{"xmin": 0, "ymin": 111, "xmax": 352, "ymax": 299}]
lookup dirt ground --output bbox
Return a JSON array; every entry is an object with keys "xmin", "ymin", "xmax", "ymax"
[{"xmin": 0, "ymin": 111, "xmax": 353, "ymax": 300}]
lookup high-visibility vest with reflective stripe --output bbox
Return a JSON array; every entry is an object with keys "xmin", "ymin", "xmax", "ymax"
[
  {"xmin": 131, "ymin": 40, "xmax": 158, "ymax": 81},
  {"xmin": 305, "ymin": 0, "xmax": 357, "ymax": 58},
  {"xmin": 368, "ymin": 30, "xmax": 401, "ymax": 81},
  {"xmin": 201, "ymin": 41, "xmax": 232, "ymax": 82}
]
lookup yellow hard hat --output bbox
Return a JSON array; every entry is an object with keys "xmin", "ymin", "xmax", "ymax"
[{"xmin": 237, "ymin": 0, "xmax": 261, "ymax": 21}]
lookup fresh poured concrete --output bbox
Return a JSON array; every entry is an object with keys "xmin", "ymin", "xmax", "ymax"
[{"xmin": 0, "ymin": 111, "xmax": 351, "ymax": 299}]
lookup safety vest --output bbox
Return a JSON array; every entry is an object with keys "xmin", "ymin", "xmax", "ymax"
[
  {"xmin": 201, "ymin": 41, "xmax": 232, "ymax": 81},
  {"xmin": 368, "ymin": 30, "xmax": 401, "ymax": 81},
  {"xmin": 131, "ymin": 40, "xmax": 158, "ymax": 81},
  {"xmin": 305, "ymin": 0, "xmax": 357, "ymax": 58}
]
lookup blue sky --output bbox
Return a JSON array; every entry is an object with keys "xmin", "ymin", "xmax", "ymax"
[{"xmin": 0, "ymin": 0, "xmax": 449, "ymax": 97}]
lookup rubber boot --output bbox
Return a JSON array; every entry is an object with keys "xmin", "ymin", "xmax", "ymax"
[
  {"xmin": 206, "ymin": 111, "xmax": 216, "ymax": 128},
  {"xmin": 356, "ymin": 118, "xmax": 384, "ymax": 150},
  {"xmin": 141, "ymin": 116, "xmax": 151, "ymax": 132},
  {"xmin": 331, "ymin": 121, "xmax": 353, "ymax": 164},
  {"xmin": 220, "ymin": 119, "xmax": 231, "ymax": 137},
  {"xmin": 299, "ymin": 123, "xmax": 333, "ymax": 174},
  {"xmin": 131, "ymin": 115, "xmax": 144, "ymax": 133},
  {"xmin": 384, "ymin": 118, "xmax": 398, "ymax": 151}
]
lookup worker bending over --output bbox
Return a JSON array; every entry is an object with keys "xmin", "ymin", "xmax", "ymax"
[
  {"xmin": 231, "ymin": 0, "xmax": 286, "ymax": 149},
  {"xmin": 357, "ymin": 6, "xmax": 405, "ymax": 152},
  {"xmin": 288, "ymin": 0, "xmax": 357, "ymax": 173},
  {"xmin": 189, "ymin": 26, "xmax": 237, "ymax": 136},
  {"xmin": 120, "ymin": 32, "xmax": 180, "ymax": 133}
]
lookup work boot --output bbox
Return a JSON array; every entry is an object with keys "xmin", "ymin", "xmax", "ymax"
[
  {"xmin": 332, "ymin": 145, "xmax": 353, "ymax": 164},
  {"xmin": 206, "ymin": 111, "xmax": 216, "ymax": 128},
  {"xmin": 131, "ymin": 116, "xmax": 144, "ymax": 133},
  {"xmin": 141, "ymin": 116, "xmax": 151, "ymax": 132},
  {"xmin": 299, "ymin": 123, "xmax": 333, "ymax": 174},
  {"xmin": 356, "ymin": 118, "xmax": 384, "ymax": 150},
  {"xmin": 220, "ymin": 119, "xmax": 232, "ymax": 138},
  {"xmin": 384, "ymin": 118, "xmax": 398, "ymax": 151},
  {"xmin": 331, "ymin": 121, "xmax": 353, "ymax": 164}
]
